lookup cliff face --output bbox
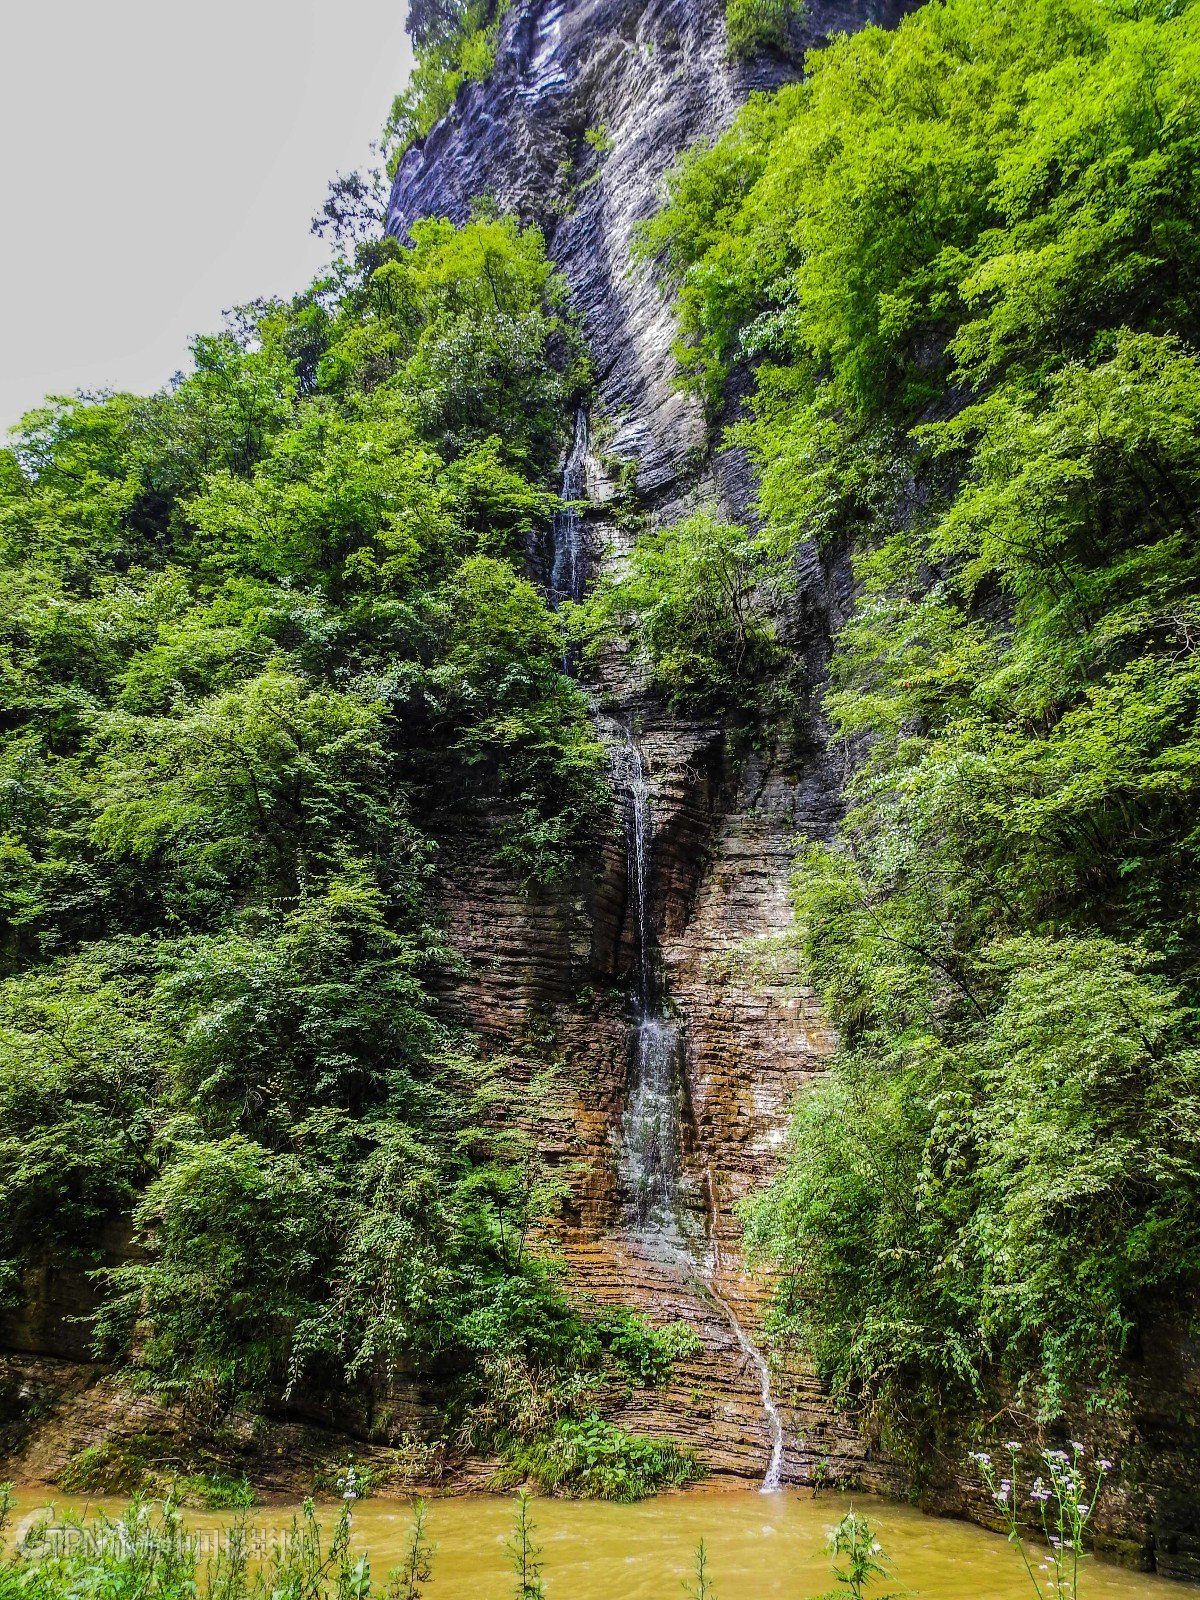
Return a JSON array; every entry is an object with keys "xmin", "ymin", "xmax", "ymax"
[
  {"xmin": 6, "ymin": 0, "xmax": 1200, "ymax": 1578},
  {"xmin": 388, "ymin": 0, "xmax": 908, "ymax": 498},
  {"xmin": 389, "ymin": 0, "xmax": 909, "ymax": 1496},
  {"xmin": 384, "ymin": 0, "xmax": 1200, "ymax": 1578}
]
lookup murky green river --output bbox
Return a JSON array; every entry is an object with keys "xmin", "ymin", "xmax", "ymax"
[{"xmin": 4, "ymin": 1486, "xmax": 1180, "ymax": 1600}]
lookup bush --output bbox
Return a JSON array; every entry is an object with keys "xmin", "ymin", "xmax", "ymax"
[
  {"xmin": 574, "ymin": 511, "xmax": 786, "ymax": 713},
  {"xmin": 382, "ymin": 2, "xmax": 509, "ymax": 174},
  {"xmin": 725, "ymin": 0, "xmax": 806, "ymax": 58},
  {"xmin": 496, "ymin": 1415, "xmax": 702, "ymax": 1500},
  {"xmin": 603, "ymin": 1310, "xmax": 703, "ymax": 1386},
  {"xmin": 178, "ymin": 1473, "xmax": 257, "ymax": 1509}
]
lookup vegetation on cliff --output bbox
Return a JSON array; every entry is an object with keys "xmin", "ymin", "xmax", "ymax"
[
  {"xmin": 572, "ymin": 509, "xmax": 788, "ymax": 713},
  {"xmin": 644, "ymin": 0, "xmax": 1200, "ymax": 1438},
  {"xmin": 0, "ymin": 202, "xmax": 695, "ymax": 1487},
  {"xmin": 383, "ymin": 0, "xmax": 510, "ymax": 176},
  {"xmin": 725, "ymin": 0, "xmax": 808, "ymax": 60}
]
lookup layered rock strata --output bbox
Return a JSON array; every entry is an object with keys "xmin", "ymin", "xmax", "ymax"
[{"xmin": 384, "ymin": 0, "xmax": 904, "ymax": 1492}]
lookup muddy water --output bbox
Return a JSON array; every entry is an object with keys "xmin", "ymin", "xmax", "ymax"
[{"xmin": 4, "ymin": 1487, "xmax": 1179, "ymax": 1600}]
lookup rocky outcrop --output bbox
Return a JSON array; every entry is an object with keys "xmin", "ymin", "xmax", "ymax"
[{"xmin": 1, "ymin": 0, "xmax": 887, "ymax": 1501}]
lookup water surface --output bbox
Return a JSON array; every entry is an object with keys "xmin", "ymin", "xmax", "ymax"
[{"xmin": 5, "ymin": 1487, "xmax": 1177, "ymax": 1600}]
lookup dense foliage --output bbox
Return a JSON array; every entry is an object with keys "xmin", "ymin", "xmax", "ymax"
[
  {"xmin": 572, "ymin": 510, "xmax": 786, "ymax": 713},
  {"xmin": 495, "ymin": 1414, "xmax": 701, "ymax": 1500},
  {"xmin": 0, "ymin": 207, "xmax": 679, "ymax": 1462},
  {"xmin": 725, "ymin": 0, "xmax": 807, "ymax": 59},
  {"xmin": 644, "ymin": 0, "xmax": 1200, "ymax": 1436}
]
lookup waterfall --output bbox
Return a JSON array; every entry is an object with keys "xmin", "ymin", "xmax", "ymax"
[
  {"xmin": 724, "ymin": 1304, "xmax": 787, "ymax": 1493},
  {"xmin": 704, "ymin": 1175, "xmax": 786, "ymax": 1494},
  {"xmin": 562, "ymin": 412, "xmax": 785, "ymax": 1491},
  {"xmin": 550, "ymin": 408, "xmax": 589, "ymax": 608},
  {"xmin": 609, "ymin": 726, "xmax": 787, "ymax": 1491},
  {"xmin": 611, "ymin": 731, "xmax": 684, "ymax": 1241},
  {"xmin": 618, "ymin": 732, "xmax": 653, "ymax": 1006}
]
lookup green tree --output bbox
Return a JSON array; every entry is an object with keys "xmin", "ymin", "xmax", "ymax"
[
  {"xmin": 650, "ymin": 0, "xmax": 1200, "ymax": 1438},
  {"xmin": 575, "ymin": 510, "xmax": 782, "ymax": 711}
]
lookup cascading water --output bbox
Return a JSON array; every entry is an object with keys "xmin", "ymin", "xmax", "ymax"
[
  {"xmin": 554, "ymin": 410, "xmax": 786, "ymax": 1490},
  {"xmin": 732, "ymin": 1315, "xmax": 786, "ymax": 1493},
  {"xmin": 704, "ymin": 1176, "xmax": 786, "ymax": 1494},
  {"xmin": 611, "ymin": 733, "xmax": 684, "ymax": 1239},
  {"xmin": 550, "ymin": 408, "xmax": 589, "ymax": 608},
  {"xmin": 609, "ymin": 726, "xmax": 786, "ymax": 1490}
]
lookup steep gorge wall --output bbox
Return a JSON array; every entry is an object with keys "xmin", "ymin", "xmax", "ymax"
[
  {"xmin": 386, "ymin": 0, "xmax": 1200, "ymax": 1578},
  {"xmin": 389, "ymin": 0, "xmax": 911, "ymax": 1495},
  {"xmin": 6, "ymin": 0, "xmax": 1200, "ymax": 1577}
]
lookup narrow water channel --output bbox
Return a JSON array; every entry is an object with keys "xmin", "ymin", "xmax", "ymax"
[
  {"xmin": 549, "ymin": 407, "xmax": 589, "ymax": 608},
  {"xmin": 3, "ymin": 1486, "xmax": 1179, "ymax": 1600}
]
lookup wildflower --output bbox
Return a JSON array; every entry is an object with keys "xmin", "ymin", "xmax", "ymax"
[
  {"xmin": 1070, "ymin": 1442, "xmax": 1084, "ymax": 1453},
  {"xmin": 1004, "ymin": 1441, "xmax": 1022, "ymax": 1452},
  {"xmin": 1099, "ymin": 1458, "xmax": 1114, "ymax": 1472},
  {"xmin": 871, "ymin": 1543, "xmax": 882, "ymax": 1554},
  {"xmin": 1078, "ymin": 1504, "xmax": 1090, "ymax": 1518},
  {"xmin": 993, "ymin": 1491, "xmax": 1009, "ymax": 1504}
]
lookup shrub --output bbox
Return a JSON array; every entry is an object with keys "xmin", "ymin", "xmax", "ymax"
[
  {"xmin": 176, "ymin": 1472, "xmax": 257, "ymax": 1509},
  {"xmin": 603, "ymin": 1310, "xmax": 703, "ymax": 1386},
  {"xmin": 725, "ymin": 0, "xmax": 805, "ymax": 58},
  {"xmin": 382, "ymin": 2, "xmax": 510, "ymax": 174},
  {"xmin": 495, "ymin": 1414, "xmax": 702, "ymax": 1500},
  {"xmin": 57, "ymin": 1439, "xmax": 157, "ymax": 1496},
  {"xmin": 574, "ymin": 511, "xmax": 786, "ymax": 713}
]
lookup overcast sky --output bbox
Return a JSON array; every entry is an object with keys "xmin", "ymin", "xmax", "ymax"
[{"xmin": 0, "ymin": 0, "xmax": 414, "ymax": 434}]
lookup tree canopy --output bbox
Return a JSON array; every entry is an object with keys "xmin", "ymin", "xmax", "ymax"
[{"xmin": 0, "ymin": 210, "xmax": 625, "ymax": 1447}]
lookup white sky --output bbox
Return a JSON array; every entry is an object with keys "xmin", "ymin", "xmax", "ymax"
[{"xmin": 0, "ymin": 0, "xmax": 414, "ymax": 434}]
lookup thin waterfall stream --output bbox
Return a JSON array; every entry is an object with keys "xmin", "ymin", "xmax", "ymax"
[
  {"xmin": 704, "ymin": 1173, "xmax": 787, "ymax": 1494},
  {"xmin": 610, "ymin": 721, "xmax": 786, "ymax": 1491},
  {"xmin": 548, "ymin": 409, "xmax": 786, "ymax": 1490},
  {"xmin": 550, "ymin": 407, "xmax": 589, "ymax": 607},
  {"xmin": 611, "ymin": 732, "xmax": 684, "ymax": 1241}
]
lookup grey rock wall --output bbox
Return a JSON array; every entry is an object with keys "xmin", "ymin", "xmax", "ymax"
[{"xmin": 388, "ymin": 0, "xmax": 909, "ymax": 496}]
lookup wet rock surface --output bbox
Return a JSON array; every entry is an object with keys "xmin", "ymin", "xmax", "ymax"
[
  {"xmin": 388, "ymin": 0, "xmax": 910, "ymax": 499},
  {"xmin": 393, "ymin": 0, "xmax": 874, "ymax": 1439}
]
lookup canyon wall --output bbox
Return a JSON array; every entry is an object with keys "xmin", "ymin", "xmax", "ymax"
[
  {"xmin": 385, "ymin": 0, "xmax": 1200, "ymax": 1577},
  {"xmin": 387, "ymin": 0, "xmax": 905, "ymax": 1494}
]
